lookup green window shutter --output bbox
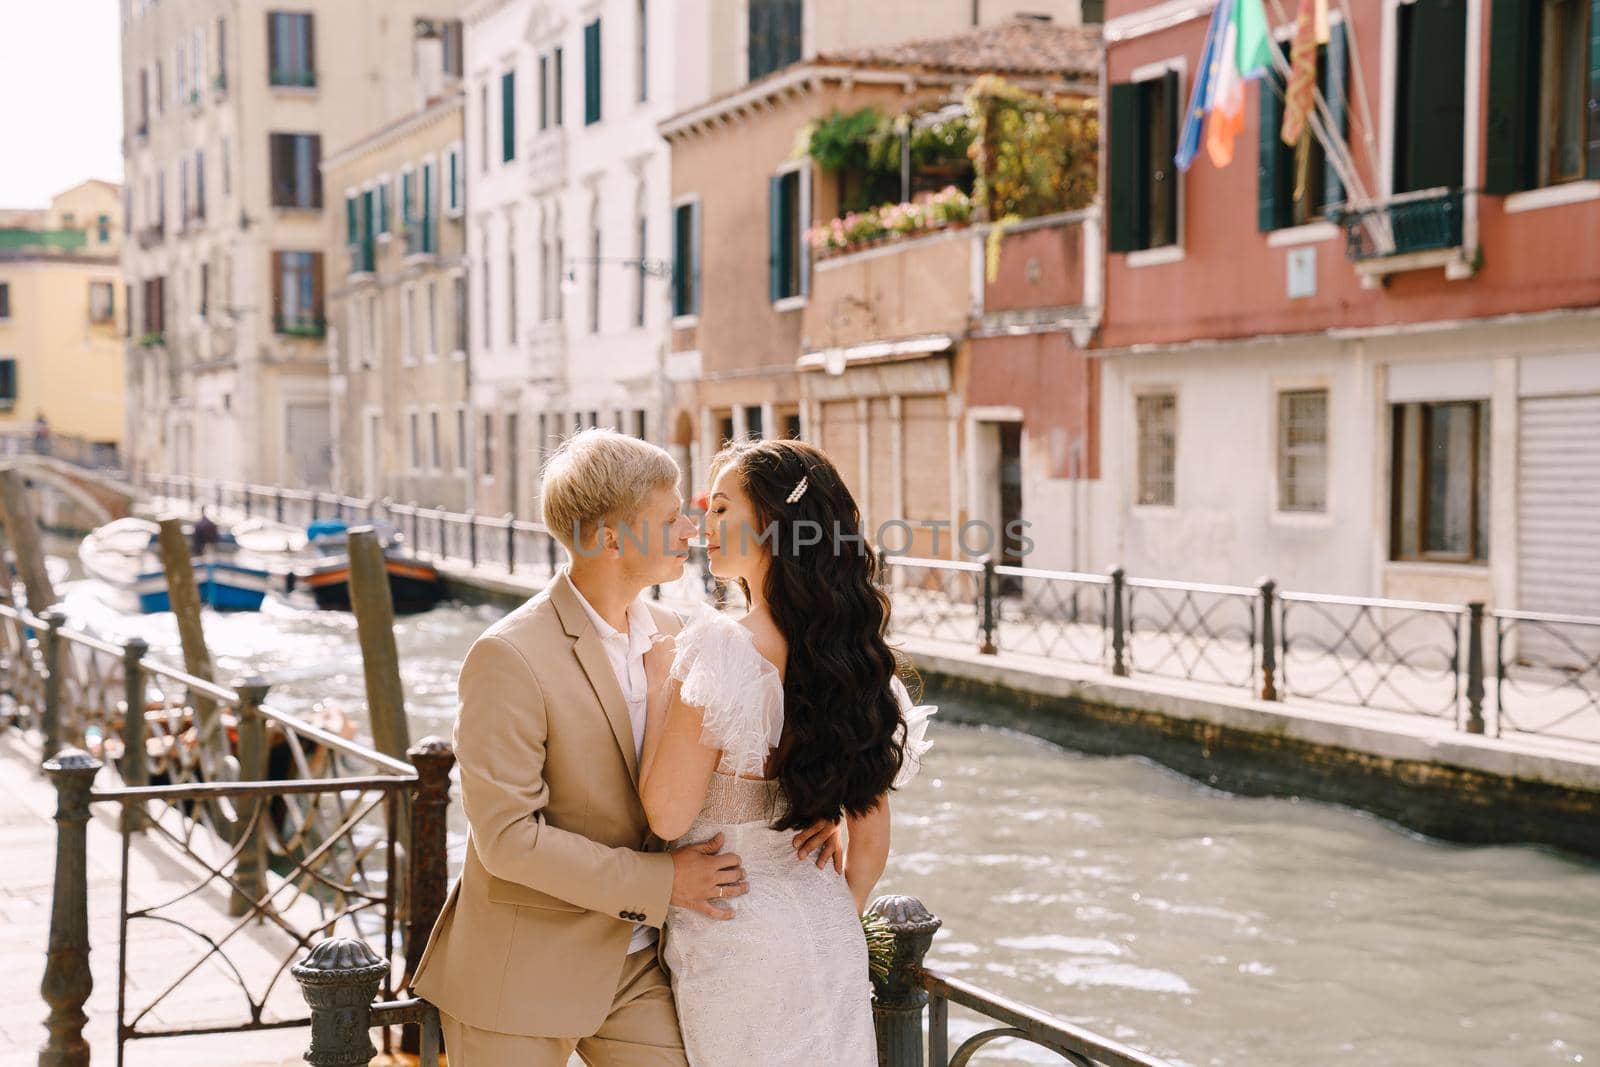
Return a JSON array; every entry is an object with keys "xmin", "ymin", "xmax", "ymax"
[
  {"xmin": 1396, "ymin": 0, "xmax": 1466, "ymax": 193},
  {"xmin": 502, "ymin": 71, "xmax": 516, "ymax": 162},
  {"xmin": 768, "ymin": 175, "xmax": 783, "ymax": 302},
  {"xmin": 1588, "ymin": 0, "xmax": 1600, "ymax": 177},
  {"xmin": 362, "ymin": 189, "xmax": 374, "ymax": 240},
  {"xmin": 1484, "ymin": 0, "xmax": 1537, "ymax": 194},
  {"xmin": 1323, "ymin": 23, "xmax": 1348, "ymax": 212},
  {"xmin": 585, "ymin": 20, "xmax": 602, "ymax": 125},
  {"xmin": 403, "ymin": 171, "xmax": 414, "ymax": 227},
  {"xmin": 1258, "ymin": 70, "xmax": 1283, "ymax": 232},
  {"xmin": 345, "ymin": 194, "xmax": 357, "ymax": 243},
  {"xmin": 379, "ymin": 182, "xmax": 390, "ymax": 234},
  {"xmin": 1107, "ymin": 82, "xmax": 1141, "ymax": 252},
  {"xmin": 691, "ymin": 200, "xmax": 702, "ymax": 314},
  {"xmin": 672, "ymin": 204, "xmax": 689, "ymax": 316}
]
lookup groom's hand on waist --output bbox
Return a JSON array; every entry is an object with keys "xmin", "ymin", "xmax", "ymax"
[{"xmin": 670, "ymin": 832, "xmax": 747, "ymax": 920}]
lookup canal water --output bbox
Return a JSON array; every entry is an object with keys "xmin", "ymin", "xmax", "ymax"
[{"xmin": 52, "ymin": 569, "xmax": 1600, "ymax": 1067}]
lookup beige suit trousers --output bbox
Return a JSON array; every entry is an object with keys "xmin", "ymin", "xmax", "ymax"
[{"xmin": 439, "ymin": 946, "xmax": 687, "ymax": 1067}]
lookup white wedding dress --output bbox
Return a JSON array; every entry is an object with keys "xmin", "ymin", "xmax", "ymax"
[{"xmin": 660, "ymin": 604, "xmax": 935, "ymax": 1067}]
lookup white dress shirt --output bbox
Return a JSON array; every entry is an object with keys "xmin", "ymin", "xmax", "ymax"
[{"xmin": 567, "ymin": 575, "xmax": 661, "ymax": 954}]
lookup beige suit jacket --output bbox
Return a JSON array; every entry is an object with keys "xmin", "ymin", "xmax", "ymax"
[{"xmin": 411, "ymin": 569, "xmax": 683, "ymax": 1038}]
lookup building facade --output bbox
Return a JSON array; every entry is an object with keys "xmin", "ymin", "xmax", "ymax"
[
  {"xmin": 463, "ymin": 0, "xmax": 1085, "ymax": 520},
  {"xmin": 0, "ymin": 181, "xmax": 126, "ymax": 457},
  {"xmin": 1093, "ymin": 0, "xmax": 1600, "ymax": 618},
  {"xmin": 120, "ymin": 0, "xmax": 467, "ymax": 488},
  {"xmin": 664, "ymin": 18, "xmax": 1099, "ymax": 564},
  {"xmin": 325, "ymin": 46, "xmax": 471, "ymax": 511}
]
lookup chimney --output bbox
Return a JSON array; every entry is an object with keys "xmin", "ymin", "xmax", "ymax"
[{"xmin": 414, "ymin": 19, "xmax": 445, "ymax": 108}]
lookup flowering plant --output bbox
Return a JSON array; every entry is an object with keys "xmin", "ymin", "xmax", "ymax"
[{"xmin": 805, "ymin": 187, "xmax": 974, "ymax": 254}]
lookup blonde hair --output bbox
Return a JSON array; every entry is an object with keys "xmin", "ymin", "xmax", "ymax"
[{"xmin": 539, "ymin": 427, "xmax": 680, "ymax": 552}]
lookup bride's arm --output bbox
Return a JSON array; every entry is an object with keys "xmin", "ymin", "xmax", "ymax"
[
  {"xmin": 640, "ymin": 639, "xmax": 720, "ymax": 841},
  {"xmin": 843, "ymin": 797, "xmax": 890, "ymax": 914}
]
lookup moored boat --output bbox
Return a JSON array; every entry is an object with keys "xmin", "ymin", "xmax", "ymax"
[
  {"xmin": 288, "ymin": 520, "xmax": 444, "ymax": 614},
  {"xmin": 78, "ymin": 516, "xmax": 276, "ymax": 613}
]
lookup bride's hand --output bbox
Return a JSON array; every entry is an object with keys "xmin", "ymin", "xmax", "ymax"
[{"xmin": 644, "ymin": 633, "xmax": 677, "ymax": 698}]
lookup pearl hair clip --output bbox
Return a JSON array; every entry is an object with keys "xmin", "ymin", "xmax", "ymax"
[{"xmin": 785, "ymin": 476, "xmax": 809, "ymax": 504}]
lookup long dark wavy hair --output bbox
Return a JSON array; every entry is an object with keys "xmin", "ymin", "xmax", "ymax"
[{"xmin": 708, "ymin": 438, "xmax": 909, "ymax": 831}]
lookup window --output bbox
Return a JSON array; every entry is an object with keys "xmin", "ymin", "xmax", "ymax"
[
  {"xmin": 479, "ymin": 83, "xmax": 490, "ymax": 173},
  {"xmin": 430, "ymin": 409, "xmax": 442, "ymax": 471},
  {"xmin": 584, "ymin": 20, "xmax": 603, "ymax": 125},
  {"xmin": 481, "ymin": 412, "xmax": 495, "ymax": 477},
  {"xmin": 1259, "ymin": 27, "xmax": 1348, "ymax": 230},
  {"xmin": 272, "ymin": 251, "xmax": 323, "ymax": 335},
  {"xmin": 377, "ymin": 180, "xmax": 391, "ymax": 237},
  {"xmin": 125, "ymin": 284, "xmax": 133, "ymax": 336},
  {"xmin": 445, "ymin": 143, "xmax": 463, "ymax": 215},
  {"xmin": 0, "ymin": 360, "xmax": 15, "ymax": 409},
  {"xmin": 0, "ymin": 283, "xmax": 9, "ymax": 320},
  {"xmin": 672, "ymin": 200, "xmax": 700, "ymax": 317},
  {"xmin": 216, "ymin": 16, "xmax": 227, "ymax": 91},
  {"xmin": 588, "ymin": 207, "xmax": 601, "ymax": 333},
  {"xmin": 268, "ymin": 12, "xmax": 315, "ymax": 87},
  {"xmin": 1391, "ymin": 400, "xmax": 1489, "ymax": 562},
  {"xmin": 199, "ymin": 262, "xmax": 209, "ymax": 319},
  {"xmin": 176, "ymin": 40, "xmax": 187, "ymax": 103},
  {"xmin": 1278, "ymin": 389, "xmax": 1328, "ymax": 513},
  {"xmin": 413, "ymin": 158, "xmax": 437, "ymax": 256},
  {"xmin": 1486, "ymin": 0, "xmax": 1599, "ymax": 192},
  {"xmin": 401, "ymin": 167, "xmax": 416, "ymax": 233},
  {"xmin": 90, "ymin": 282, "xmax": 115, "ymax": 324},
  {"xmin": 637, "ymin": 0, "xmax": 648, "ymax": 102},
  {"xmin": 507, "ymin": 224, "xmax": 519, "ymax": 343},
  {"xmin": 452, "ymin": 273, "xmax": 467, "ymax": 354},
  {"xmin": 634, "ymin": 204, "xmax": 647, "ymax": 327},
  {"xmin": 96, "ymin": 214, "xmax": 111, "ymax": 243},
  {"xmin": 456, "ymin": 407, "xmax": 469, "ymax": 471},
  {"xmin": 409, "ymin": 410, "xmax": 422, "ymax": 471},
  {"xmin": 221, "ymin": 136, "xmax": 231, "ymax": 195},
  {"xmin": 156, "ymin": 59, "xmax": 164, "ymax": 112},
  {"xmin": 194, "ymin": 148, "xmax": 206, "ymax": 220},
  {"xmin": 269, "ymin": 133, "xmax": 321, "ymax": 208},
  {"xmin": 403, "ymin": 284, "xmax": 417, "ymax": 363},
  {"xmin": 192, "ymin": 26, "xmax": 205, "ymax": 100},
  {"xmin": 1393, "ymin": 0, "xmax": 1466, "ymax": 194},
  {"xmin": 768, "ymin": 167, "xmax": 809, "ymax": 303},
  {"xmin": 784, "ymin": 412, "xmax": 802, "ymax": 439},
  {"xmin": 745, "ymin": 405, "xmax": 764, "ymax": 439},
  {"xmin": 748, "ymin": 0, "xmax": 802, "ymax": 81},
  {"xmin": 141, "ymin": 276, "xmax": 166, "ymax": 337},
  {"xmin": 481, "ymin": 244, "xmax": 492, "ymax": 348},
  {"xmin": 179, "ymin": 163, "xmax": 189, "ymax": 225},
  {"xmin": 1108, "ymin": 70, "xmax": 1179, "ymax": 252},
  {"xmin": 138, "ymin": 68, "xmax": 150, "ymax": 133},
  {"xmin": 442, "ymin": 20, "xmax": 464, "ymax": 78},
  {"xmin": 426, "ymin": 279, "xmax": 438, "ymax": 358},
  {"xmin": 554, "ymin": 48, "xmax": 565, "ymax": 125},
  {"xmin": 1135, "ymin": 393, "xmax": 1176, "ymax": 507},
  {"xmin": 501, "ymin": 69, "xmax": 516, "ymax": 163},
  {"xmin": 539, "ymin": 54, "xmax": 551, "ymax": 130}
]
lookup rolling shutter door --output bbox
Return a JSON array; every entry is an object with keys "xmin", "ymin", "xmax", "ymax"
[
  {"xmin": 902, "ymin": 395, "xmax": 951, "ymax": 558},
  {"xmin": 1518, "ymin": 393, "xmax": 1600, "ymax": 665}
]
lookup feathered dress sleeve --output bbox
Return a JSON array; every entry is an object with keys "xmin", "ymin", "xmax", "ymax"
[
  {"xmin": 668, "ymin": 607, "xmax": 786, "ymax": 778},
  {"xmin": 890, "ymin": 675, "xmax": 937, "ymax": 789}
]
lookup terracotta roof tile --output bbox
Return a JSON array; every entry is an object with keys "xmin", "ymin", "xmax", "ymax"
[{"xmin": 816, "ymin": 19, "xmax": 1101, "ymax": 80}]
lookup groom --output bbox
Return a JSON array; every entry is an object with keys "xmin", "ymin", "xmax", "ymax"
[{"xmin": 411, "ymin": 428, "xmax": 838, "ymax": 1065}]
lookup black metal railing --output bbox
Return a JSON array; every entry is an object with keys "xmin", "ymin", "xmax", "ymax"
[
  {"xmin": 9, "ymin": 604, "xmax": 457, "ymax": 1065},
  {"xmin": 283, "ymin": 895, "xmax": 1177, "ymax": 1067},
  {"xmin": 1337, "ymin": 187, "xmax": 1463, "ymax": 261},
  {"xmin": 404, "ymin": 215, "xmax": 437, "ymax": 257},
  {"xmin": 139, "ymin": 474, "xmax": 1600, "ymax": 746}
]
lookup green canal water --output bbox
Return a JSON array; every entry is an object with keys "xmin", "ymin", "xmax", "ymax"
[{"xmin": 54, "ymin": 575, "xmax": 1600, "ymax": 1067}]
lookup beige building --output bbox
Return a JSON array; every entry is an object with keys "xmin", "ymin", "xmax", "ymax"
[
  {"xmin": 325, "ymin": 69, "xmax": 471, "ymax": 510},
  {"xmin": 0, "ymin": 180, "xmax": 125, "ymax": 459},
  {"xmin": 119, "ymin": 0, "xmax": 467, "ymax": 488}
]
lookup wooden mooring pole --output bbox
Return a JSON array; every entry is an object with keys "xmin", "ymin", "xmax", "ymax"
[
  {"xmin": 154, "ymin": 517, "xmax": 224, "ymax": 769},
  {"xmin": 0, "ymin": 466, "xmax": 57, "ymax": 611},
  {"xmin": 346, "ymin": 526, "xmax": 410, "ymax": 760}
]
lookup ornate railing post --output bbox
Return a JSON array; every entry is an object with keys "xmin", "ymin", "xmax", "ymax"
[
  {"xmin": 1258, "ymin": 578, "xmax": 1279, "ymax": 702},
  {"xmin": 869, "ymin": 895, "xmax": 942, "ymax": 1067},
  {"xmin": 292, "ymin": 938, "xmax": 388, "ymax": 1067},
  {"xmin": 409, "ymin": 502, "xmax": 420, "ymax": 553},
  {"xmin": 119, "ymin": 637, "xmax": 150, "ymax": 833},
  {"xmin": 401, "ymin": 737, "xmax": 456, "ymax": 1053},
  {"xmin": 40, "ymin": 608, "xmax": 68, "ymax": 762},
  {"xmin": 275, "ymin": 488, "xmax": 285, "ymax": 523},
  {"xmin": 979, "ymin": 556, "xmax": 998, "ymax": 656},
  {"xmin": 1465, "ymin": 601, "xmax": 1486, "ymax": 735},
  {"xmin": 505, "ymin": 514, "xmax": 517, "ymax": 574},
  {"xmin": 311, "ymin": 491, "xmax": 321, "ymax": 522},
  {"xmin": 1108, "ymin": 566, "xmax": 1128, "ymax": 677},
  {"xmin": 39, "ymin": 748, "xmax": 100, "ymax": 1067},
  {"xmin": 229, "ymin": 678, "xmax": 271, "ymax": 916},
  {"xmin": 466, "ymin": 511, "xmax": 478, "ymax": 567},
  {"xmin": 436, "ymin": 505, "xmax": 447, "ymax": 561}
]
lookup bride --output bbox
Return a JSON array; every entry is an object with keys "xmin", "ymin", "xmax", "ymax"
[{"xmin": 639, "ymin": 437, "xmax": 935, "ymax": 1066}]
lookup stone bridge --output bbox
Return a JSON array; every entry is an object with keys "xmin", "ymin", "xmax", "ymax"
[{"xmin": 1, "ymin": 455, "xmax": 137, "ymax": 524}]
